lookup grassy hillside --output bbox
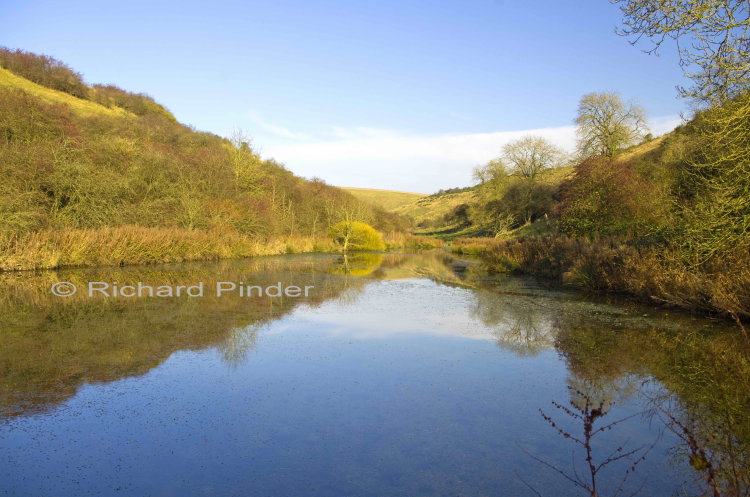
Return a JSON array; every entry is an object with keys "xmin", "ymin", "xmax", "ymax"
[
  {"xmin": 341, "ymin": 185, "xmax": 478, "ymax": 227},
  {"xmin": 409, "ymin": 165, "xmax": 574, "ymax": 239},
  {"xmin": 347, "ymin": 164, "xmax": 572, "ymax": 231},
  {"xmin": 341, "ymin": 187, "xmax": 426, "ymax": 211},
  {"xmin": 0, "ymin": 48, "xmax": 408, "ymax": 270},
  {"xmin": 0, "ymin": 67, "xmax": 128, "ymax": 117},
  {"xmin": 341, "ymin": 185, "xmax": 488, "ymax": 231},
  {"xmin": 395, "ymin": 190, "xmax": 476, "ymax": 224}
]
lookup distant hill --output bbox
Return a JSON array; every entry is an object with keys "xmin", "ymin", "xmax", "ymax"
[
  {"xmin": 342, "ymin": 187, "xmax": 427, "ymax": 211},
  {"xmin": 342, "ymin": 186, "xmax": 482, "ymax": 226},
  {"xmin": 395, "ymin": 190, "xmax": 477, "ymax": 224}
]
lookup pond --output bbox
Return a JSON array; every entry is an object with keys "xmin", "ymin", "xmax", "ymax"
[{"xmin": 0, "ymin": 253, "xmax": 747, "ymax": 496}]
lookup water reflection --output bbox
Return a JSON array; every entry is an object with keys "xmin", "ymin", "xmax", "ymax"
[
  {"xmin": 0, "ymin": 253, "xmax": 747, "ymax": 496},
  {"xmin": 469, "ymin": 288, "xmax": 556, "ymax": 355},
  {"xmin": 522, "ymin": 382, "xmax": 655, "ymax": 497},
  {"xmin": 0, "ymin": 254, "xmax": 377, "ymax": 416},
  {"xmin": 552, "ymin": 316, "xmax": 750, "ymax": 497}
]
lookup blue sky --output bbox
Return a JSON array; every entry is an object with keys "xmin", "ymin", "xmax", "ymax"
[{"xmin": 1, "ymin": 0, "xmax": 688, "ymax": 192}]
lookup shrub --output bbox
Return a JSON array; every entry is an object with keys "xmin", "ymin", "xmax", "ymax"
[
  {"xmin": 451, "ymin": 235, "xmax": 750, "ymax": 318},
  {"xmin": 557, "ymin": 157, "xmax": 670, "ymax": 238},
  {"xmin": 90, "ymin": 84, "xmax": 176, "ymax": 121},
  {"xmin": 328, "ymin": 221, "xmax": 385, "ymax": 251},
  {"xmin": 0, "ymin": 47, "xmax": 88, "ymax": 98}
]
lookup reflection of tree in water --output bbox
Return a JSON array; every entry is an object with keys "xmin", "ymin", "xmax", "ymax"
[
  {"xmin": 218, "ymin": 324, "xmax": 261, "ymax": 369},
  {"xmin": 520, "ymin": 376, "xmax": 655, "ymax": 497},
  {"xmin": 566, "ymin": 375, "xmax": 639, "ymax": 418},
  {"xmin": 0, "ymin": 255, "xmax": 374, "ymax": 417},
  {"xmin": 330, "ymin": 253, "xmax": 384, "ymax": 277},
  {"xmin": 649, "ymin": 339, "xmax": 750, "ymax": 497},
  {"xmin": 469, "ymin": 290, "xmax": 556, "ymax": 356},
  {"xmin": 553, "ymin": 315, "xmax": 750, "ymax": 497},
  {"xmin": 651, "ymin": 395, "xmax": 750, "ymax": 497},
  {"xmin": 325, "ymin": 253, "xmax": 385, "ymax": 305}
]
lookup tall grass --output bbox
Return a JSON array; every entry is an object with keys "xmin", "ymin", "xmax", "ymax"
[
  {"xmin": 0, "ymin": 228, "xmax": 444, "ymax": 271},
  {"xmin": 0, "ymin": 227, "xmax": 337, "ymax": 271},
  {"xmin": 453, "ymin": 236, "xmax": 750, "ymax": 318}
]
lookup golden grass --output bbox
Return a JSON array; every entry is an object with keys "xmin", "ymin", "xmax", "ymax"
[
  {"xmin": 0, "ymin": 227, "xmax": 439, "ymax": 272},
  {"xmin": 617, "ymin": 135, "xmax": 667, "ymax": 162},
  {"xmin": 537, "ymin": 164, "xmax": 575, "ymax": 185},
  {"xmin": 394, "ymin": 190, "xmax": 477, "ymax": 223},
  {"xmin": 341, "ymin": 187, "xmax": 427, "ymax": 211},
  {"xmin": 382, "ymin": 232, "xmax": 444, "ymax": 251},
  {"xmin": 0, "ymin": 227, "xmax": 338, "ymax": 271},
  {"xmin": 0, "ymin": 67, "xmax": 130, "ymax": 117}
]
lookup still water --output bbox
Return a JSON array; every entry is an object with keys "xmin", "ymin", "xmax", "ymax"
[{"xmin": 0, "ymin": 253, "xmax": 747, "ymax": 496}]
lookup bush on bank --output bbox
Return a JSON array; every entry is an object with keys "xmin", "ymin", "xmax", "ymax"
[
  {"xmin": 452, "ymin": 236, "xmax": 750, "ymax": 319},
  {"xmin": 328, "ymin": 221, "xmax": 386, "ymax": 252}
]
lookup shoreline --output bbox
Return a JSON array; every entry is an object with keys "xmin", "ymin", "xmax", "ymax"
[
  {"xmin": 451, "ymin": 235, "xmax": 750, "ymax": 324},
  {"xmin": 0, "ymin": 227, "xmax": 443, "ymax": 272}
]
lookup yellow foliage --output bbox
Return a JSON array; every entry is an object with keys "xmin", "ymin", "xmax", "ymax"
[{"xmin": 328, "ymin": 221, "xmax": 386, "ymax": 252}]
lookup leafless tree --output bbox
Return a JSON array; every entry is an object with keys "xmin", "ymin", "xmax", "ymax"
[
  {"xmin": 503, "ymin": 136, "xmax": 564, "ymax": 181},
  {"xmin": 575, "ymin": 92, "xmax": 648, "ymax": 159},
  {"xmin": 613, "ymin": 0, "xmax": 750, "ymax": 104}
]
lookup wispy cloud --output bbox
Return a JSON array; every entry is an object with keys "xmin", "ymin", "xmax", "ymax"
[
  {"xmin": 259, "ymin": 116, "xmax": 683, "ymax": 193},
  {"xmin": 247, "ymin": 111, "xmax": 311, "ymax": 140}
]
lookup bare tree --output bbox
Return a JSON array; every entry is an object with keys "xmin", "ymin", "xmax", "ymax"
[
  {"xmin": 503, "ymin": 136, "xmax": 563, "ymax": 225},
  {"xmin": 502, "ymin": 136, "xmax": 564, "ymax": 181},
  {"xmin": 229, "ymin": 128, "xmax": 260, "ymax": 188},
  {"xmin": 575, "ymin": 92, "xmax": 648, "ymax": 158},
  {"xmin": 613, "ymin": 0, "xmax": 750, "ymax": 104}
]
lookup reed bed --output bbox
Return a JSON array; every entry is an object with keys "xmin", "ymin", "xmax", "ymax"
[{"xmin": 0, "ymin": 227, "xmax": 337, "ymax": 271}]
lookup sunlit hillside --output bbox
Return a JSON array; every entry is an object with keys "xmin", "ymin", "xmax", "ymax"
[
  {"xmin": 0, "ymin": 67, "xmax": 128, "ymax": 117},
  {"xmin": 341, "ymin": 187, "xmax": 426, "ymax": 211},
  {"xmin": 0, "ymin": 48, "xmax": 408, "ymax": 269},
  {"xmin": 395, "ymin": 190, "xmax": 477, "ymax": 224}
]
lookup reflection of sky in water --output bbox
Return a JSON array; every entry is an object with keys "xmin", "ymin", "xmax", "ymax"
[
  {"xmin": 288, "ymin": 279, "xmax": 498, "ymax": 340},
  {"xmin": 285, "ymin": 279, "xmax": 559, "ymax": 356},
  {"xmin": 0, "ymin": 255, "xmax": 725, "ymax": 497}
]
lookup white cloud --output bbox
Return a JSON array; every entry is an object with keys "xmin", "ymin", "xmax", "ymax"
[
  {"xmin": 258, "ymin": 116, "xmax": 682, "ymax": 193},
  {"xmin": 650, "ymin": 115, "xmax": 684, "ymax": 136},
  {"xmin": 247, "ymin": 111, "xmax": 311, "ymax": 141}
]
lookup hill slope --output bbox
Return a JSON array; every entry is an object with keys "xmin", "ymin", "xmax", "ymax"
[
  {"xmin": 0, "ymin": 67, "xmax": 128, "ymax": 117},
  {"xmin": 342, "ymin": 186, "xmax": 481, "ymax": 227},
  {"xmin": 395, "ymin": 190, "xmax": 477, "ymax": 224},
  {"xmin": 341, "ymin": 187, "xmax": 426, "ymax": 211},
  {"xmin": 0, "ymin": 48, "xmax": 407, "ymax": 269}
]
